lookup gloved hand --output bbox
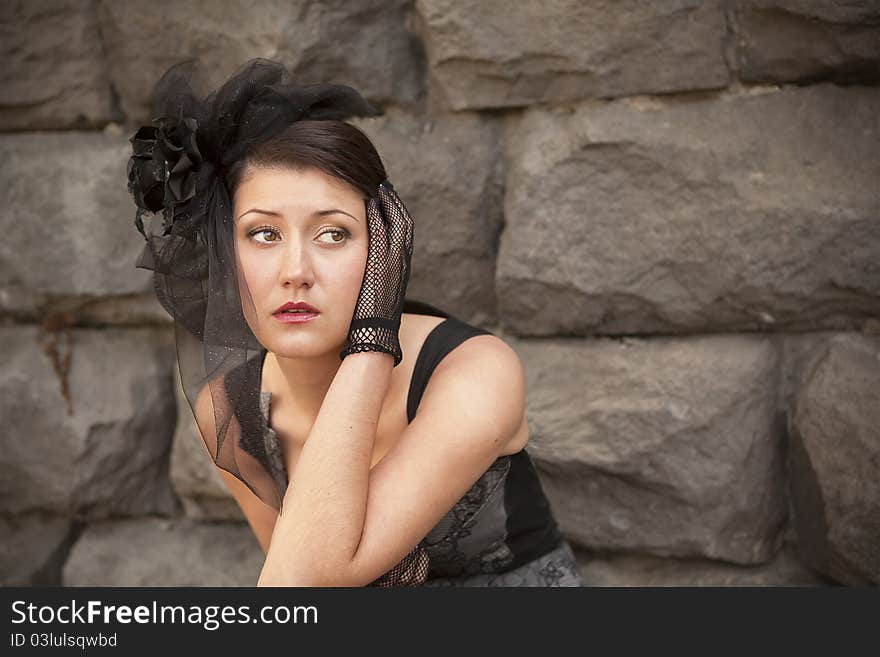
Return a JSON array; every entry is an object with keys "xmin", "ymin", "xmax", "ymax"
[{"xmin": 339, "ymin": 180, "xmax": 414, "ymax": 367}]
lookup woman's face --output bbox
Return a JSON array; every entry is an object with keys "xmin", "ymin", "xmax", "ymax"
[{"xmin": 232, "ymin": 165, "xmax": 368, "ymax": 358}]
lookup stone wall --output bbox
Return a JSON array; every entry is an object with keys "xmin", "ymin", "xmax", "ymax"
[{"xmin": 1, "ymin": 0, "xmax": 877, "ymax": 587}]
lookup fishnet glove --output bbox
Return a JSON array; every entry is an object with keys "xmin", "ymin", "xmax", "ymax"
[{"xmin": 339, "ymin": 181, "xmax": 414, "ymax": 367}]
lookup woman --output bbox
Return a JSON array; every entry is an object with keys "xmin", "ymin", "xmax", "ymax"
[{"xmin": 127, "ymin": 57, "xmax": 582, "ymax": 587}]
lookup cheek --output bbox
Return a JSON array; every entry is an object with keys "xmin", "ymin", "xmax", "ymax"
[
  {"xmin": 341, "ymin": 255, "xmax": 366, "ymax": 289},
  {"xmin": 321, "ymin": 244, "xmax": 367, "ymax": 295},
  {"xmin": 235, "ymin": 251, "xmax": 268, "ymax": 290},
  {"xmin": 343, "ymin": 244, "xmax": 369, "ymax": 292}
]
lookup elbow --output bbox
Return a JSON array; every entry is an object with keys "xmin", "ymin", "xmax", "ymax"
[
  {"xmin": 258, "ymin": 564, "xmax": 356, "ymax": 588},
  {"xmin": 256, "ymin": 570, "xmax": 280, "ymax": 587},
  {"xmin": 257, "ymin": 579, "xmax": 309, "ymax": 588},
  {"xmin": 257, "ymin": 572, "xmax": 321, "ymax": 587},
  {"xmin": 257, "ymin": 572, "xmax": 281, "ymax": 587}
]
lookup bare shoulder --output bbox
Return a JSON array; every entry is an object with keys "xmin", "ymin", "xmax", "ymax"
[
  {"xmin": 437, "ymin": 328, "xmax": 521, "ymax": 376},
  {"xmin": 429, "ymin": 331, "xmax": 530, "ymax": 455}
]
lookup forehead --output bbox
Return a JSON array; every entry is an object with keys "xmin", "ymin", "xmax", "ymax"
[{"xmin": 233, "ymin": 166, "xmax": 361, "ymax": 210}]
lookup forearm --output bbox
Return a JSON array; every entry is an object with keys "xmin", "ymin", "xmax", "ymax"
[{"xmin": 258, "ymin": 351, "xmax": 393, "ymax": 586}]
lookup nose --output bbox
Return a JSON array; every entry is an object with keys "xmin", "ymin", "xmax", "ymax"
[{"xmin": 279, "ymin": 235, "xmax": 315, "ymax": 288}]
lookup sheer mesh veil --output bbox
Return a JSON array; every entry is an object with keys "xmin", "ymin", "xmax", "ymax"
[{"xmin": 127, "ymin": 57, "xmax": 399, "ymax": 514}]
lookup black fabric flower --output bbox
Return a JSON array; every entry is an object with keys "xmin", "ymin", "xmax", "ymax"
[{"xmin": 127, "ymin": 115, "xmax": 204, "ymax": 239}]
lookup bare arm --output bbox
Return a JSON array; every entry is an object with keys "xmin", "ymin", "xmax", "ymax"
[
  {"xmin": 256, "ymin": 335, "xmax": 525, "ymax": 587},
  {"xmin": 257, "ymin": 350, "xmax": 393, "ymax": 586}
]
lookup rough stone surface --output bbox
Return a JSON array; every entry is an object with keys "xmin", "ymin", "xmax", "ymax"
[
  {"xmin": 70, "ymin": 294, "xmax": 174, "ymax": 328},
  {"xmin": 733, "ymin": 1, "xmax": 880, "ymax": 84},
  {"xmin": 512, "ymin": 332, "xmax": 788, "ymax": 564},
  {"xmin": 788, "ymin": 333, "xmax": 880, "ymax": 585},
  {"xmin": 0, "ymin": 514, "xmax": 76, "ymax": 586},
  {"xmin": 0, "ymin": 131, "xmax": 155, "ymax": 317},
  {"xmin": 62, "ymin": 516, "xmax": 263, "ymax": 586},
  {"xmin": 575, "ymin": 540, "xmax": 831, "ymax": 586},
  {"xmin": 498, "ymin": 84, "xmax": 880, "ymax": 336},
  {"xmin": 0, "ymin": 326, "xmax": 179, "ymax": 518},
  {"xmin": 416, "ymin": 0, "xmax": 729, "ymax": 110},
  {"xmin": 0, "ymin": 0, "xmax": 119, "ymax": 130},
  {"xmin": 98, "ymin": 0, "xmax": 425, "ymax": 125}
]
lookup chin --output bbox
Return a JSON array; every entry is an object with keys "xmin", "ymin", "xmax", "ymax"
[{"xmin": 268, "ymin": 333, "xmax": 342, "ymax": 359}]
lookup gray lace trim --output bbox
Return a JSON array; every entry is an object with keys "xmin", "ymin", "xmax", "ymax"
[
  {"xmin": 259, "ymin": 391, "xmax": 288, "ymax": 493},
  {"xmin": 423, "ymin": 540, "xmax": 584, "ymax": 587}
]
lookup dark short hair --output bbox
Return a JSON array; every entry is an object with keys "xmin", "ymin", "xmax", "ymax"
[{"xmin": 224, "ymin": 119, "xmax": 387, "ymax": 202}]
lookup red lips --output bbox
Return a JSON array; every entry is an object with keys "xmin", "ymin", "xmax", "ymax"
[{"xmin": 274, "ymin": 300, "xmax": 320, "ymax": 314}]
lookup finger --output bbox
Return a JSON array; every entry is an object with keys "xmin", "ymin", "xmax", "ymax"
[
  {"xmin": 379, "ymin": 183, "xmax": 413, "ymax": 259},
  {"xmin": 380, "ymin": 183, "xmax": 408, "ymax": 231},
  {"xmin": 379, "ymin": 187, "xmax": 413, "ymax": 295},
  {"xmin": 367, "ymin": 195, "xmax": 389, "ymax": 259}
]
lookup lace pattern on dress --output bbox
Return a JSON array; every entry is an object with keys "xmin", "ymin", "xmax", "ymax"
[
  {"xmin": 422, "ymin": 456, "xmax": 516, "ymax": 577},
  {"xmin": 423, "ymin": 540, "xmax": 583, "ymax": 587},
  {"xmin": 259, "ymin": 392, "xmax": 288, "ymax": 494}
]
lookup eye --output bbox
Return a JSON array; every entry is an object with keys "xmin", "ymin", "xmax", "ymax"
[
  {"xmin": 247, "ymin": 226, "xmax": 280, "ymax": 244},
  {"xmin": 317, "ymin": 228, "xmax": 351, "ymax": 244}
]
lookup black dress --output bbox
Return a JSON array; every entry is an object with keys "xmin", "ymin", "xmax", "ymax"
[{"xmin": 257, "ymin": 299, "xmax": 583, "ymax": 587}]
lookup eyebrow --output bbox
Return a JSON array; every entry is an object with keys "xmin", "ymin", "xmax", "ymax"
[{"xmin": 236, "ymin": 208, "xmax": 359, "ymax": 223}]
